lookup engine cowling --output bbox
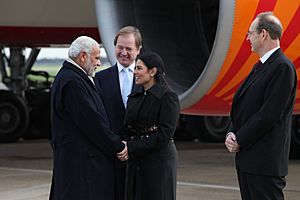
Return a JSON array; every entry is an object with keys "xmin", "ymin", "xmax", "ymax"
[{"xmin": 94, "ymin": 0, "xmax": 234, "ymax": 112}]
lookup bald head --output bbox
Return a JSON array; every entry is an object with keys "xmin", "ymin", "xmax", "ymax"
[{"xmin": 255, "ymin": 12, "xmax": 283, "ymax": 40}]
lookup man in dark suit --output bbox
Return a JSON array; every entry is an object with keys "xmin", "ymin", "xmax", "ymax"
[
  {"xmin": 225, "ymin": 12, "xmax": 297, "ymax": 200},
  {"xmin": 94, "ymin": 26, "xmax": 142, "ymax": 200},
  {"xmin": 50, "ymin": 36, "xmax": 127, "ymax": 200}
]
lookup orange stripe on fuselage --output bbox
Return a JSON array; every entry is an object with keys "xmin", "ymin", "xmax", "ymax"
[
  {"xmin": 220, "ymin": 0, "xmax": 300, "ymax": 101},
  {"xmin": 207, "ymin": 0, "xmax": 259, "ymax": 94},
  {"xmin": 284, "ymin": 34, "xmax": 300, "ymax": 61},
  {"xmin": 294, "ymin": 103, "xmax": 300, "ymax": 110},
  {"xmin": 274, "ymin": 0, "xmax": 300, "ymax": 32},
  {"xmin": 184, "ymin": 0, "xmax": 300, "ymax": 115},
  {"xmin": 212, "ymin": 0, "xmax": 277, "ymax": 98},
  {"xmin": 280, "ymin": 5, "xmax": 300, "ymax": 51}
]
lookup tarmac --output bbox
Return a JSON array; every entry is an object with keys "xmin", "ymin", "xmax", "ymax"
[{"xmin": 0, "ymin": 139, "xmax": 299, "ymax": 200}]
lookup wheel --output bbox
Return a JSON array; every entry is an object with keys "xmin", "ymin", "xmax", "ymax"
[
  {"xmin": 0, "ymin": 91, "xmax": 29, "ymax": 142},
  {"xmin": 24, "ymin": 89, "xmax": 52, "ymax": 140},
  {"xmin": 200, "ymin": 116, "xmax": 230, "ymax": 142},
  {"xmin": 184, "ymin": 115, "xmax": 230, "ymax": 142}
]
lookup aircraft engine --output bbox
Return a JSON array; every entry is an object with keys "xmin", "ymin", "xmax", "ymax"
[{"xmin": 94, "ymin": 0, "xmax": 231, "ymax": 141}]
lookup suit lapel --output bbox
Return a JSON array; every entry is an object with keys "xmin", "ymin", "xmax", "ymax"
[
  {"xmin": 235, "ymin": 49, "xmax": 282, "ymax": 102},
  {"xmin": 64, "ymin": 61, "xmax": 96, "ymax": 90},
  {"xmin": 237, "ymin": 66, "xmax": 266, "ymax": 101}
]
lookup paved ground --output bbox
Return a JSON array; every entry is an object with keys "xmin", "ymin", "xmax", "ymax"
[{"xmin": 0, "ymin": 139, "xmax": 299, "ymax": 200}]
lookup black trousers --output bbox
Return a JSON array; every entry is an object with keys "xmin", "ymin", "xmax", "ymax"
[
  {"xmin": 237, "ymin": 169, "xmax": 286, "ymax": 200},
  {"xmin": 114, "ymin": 161, "xmax": 126, "ymax": 200}
]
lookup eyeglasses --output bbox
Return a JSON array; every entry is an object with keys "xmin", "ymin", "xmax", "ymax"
[{"xmin": 247, "ymin": 30, "xmax": 257, "ymax": 36}]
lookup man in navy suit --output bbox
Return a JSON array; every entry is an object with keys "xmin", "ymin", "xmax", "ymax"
[
  {"xmin": 225, "ymin": 12, "xmax": 297, "ymax": 200},
  {"xmin": 94, "ymin": 26, "xmax": 142, "ymax": 200},
  {"xmin": 50, "ymin": 36, "xmax": 128, "ymax": 200}
]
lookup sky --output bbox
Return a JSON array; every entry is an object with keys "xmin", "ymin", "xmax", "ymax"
[
  {"xmin": 36, "ymin": 48, "xmax": 69, "ymax": 59},
  {"xmin": 4, "ymin": 47, "xmax": 107, "ymax": 59},
  {"xmin": 34, "ymin": 47, "xmax": 108, "ymax": 59}
]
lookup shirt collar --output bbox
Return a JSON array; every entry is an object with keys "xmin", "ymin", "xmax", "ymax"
[
  {"xmin": 260, "ymin": 46, "xmax": 280, "ymax": 64},
  {"xmin": 117, "ymin": 61, "xmax": 135, "ymax": 73}
]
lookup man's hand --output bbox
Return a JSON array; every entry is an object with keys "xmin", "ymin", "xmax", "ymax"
[
  {"xmin": 117, "ymin": 141, "xmax": 128, "ymax": 161},
  {"xmin": 225, "ymin": 132, "xmax": 240, "ymax": 153}
]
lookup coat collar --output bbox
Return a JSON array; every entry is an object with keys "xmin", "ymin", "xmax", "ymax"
[
  {"xmin": 129, "ymin": 83, "xmax": 169, "ymax": 99},
  {"xmin": 62, "ymin": 61, "xmax": 95, "ymax": 87},
  {"xmin": 263, "ymin": 48, "xmax": 282, "ymax": 65},
  {"xmin": 234, "ymin": 48, "xmax": 283, "ymax": 103},
  {"xmin": 260, "ymin": 46, "xmax": 280, "ymax": 64}
]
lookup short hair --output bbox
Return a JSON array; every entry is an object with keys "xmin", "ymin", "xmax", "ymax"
[
  {"xmin": 68, "ymin": 36, "xmax": 99, "ymax": 58},
  {"xmin": 113, "ymin": 26, "xmax": 142, "ymax": 49},
  {"xmin": 255, "ymin": 12, "xmax": 283, "ymax": 40}
]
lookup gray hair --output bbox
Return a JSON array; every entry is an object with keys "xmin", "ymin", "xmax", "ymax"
[{"xmin": 68, "ymin": 36, "xmax": 99, "ymax": 58}]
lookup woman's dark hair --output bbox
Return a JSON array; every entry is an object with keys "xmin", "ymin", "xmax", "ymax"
[{"xmin": 136, "ymin": 51, "xmax": 169, "ymax": 87}]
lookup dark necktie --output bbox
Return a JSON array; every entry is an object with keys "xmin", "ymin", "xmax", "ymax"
[{"xmin": 253, "ymin": 60, "xmax": 263, "ymax": 73}]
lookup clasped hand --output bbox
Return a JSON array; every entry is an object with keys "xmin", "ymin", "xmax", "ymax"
[
  {"xmin": 117, "ymin": 141, "xmax": 129, "ymax": 161},
  {"xmin": 225, "ymin": 132, "xmax": 240, "ymax": 153}
]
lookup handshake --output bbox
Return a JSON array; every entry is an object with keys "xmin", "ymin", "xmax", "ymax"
[{"xmin": 117, "ymin": 141, "xmax": 129, "ymax": 161}]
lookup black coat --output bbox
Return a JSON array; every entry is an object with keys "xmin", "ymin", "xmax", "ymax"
[
  {"xmin": 229, "ymin": 49, "xmax": 297, "ymax": 176},
  {"xmin": 122, "ymin": 83, "xmax": 180, "ymax": 200},
  {"xmin": 50, "ymin": 61, "xmax": 124, "ymax": 200}
]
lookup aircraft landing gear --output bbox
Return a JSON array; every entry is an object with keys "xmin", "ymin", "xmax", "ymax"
[
  {"xmin": 0, "ymin": 91, "xmax": 29, "ymax": 142},
  {"xmin": 182, "ymin": 115, "xmax": 230, "ymax": 142}
]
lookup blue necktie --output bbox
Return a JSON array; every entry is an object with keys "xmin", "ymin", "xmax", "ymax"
[{"xmin": 121, "ymin": 68, "xmax": 131, "ymax": 108}]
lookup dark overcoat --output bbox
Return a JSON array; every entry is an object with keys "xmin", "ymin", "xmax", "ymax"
[
  {"xmin": 50, "ymin": 61, "xmax": 124, "ymax": 200},
  {"xmin": 229, "ymin": 49, "xmax": 297, "ymax": 176},
  {"xmin": 122, "ymin": 83, "xmax": 180, "ymax": 200},
  {"xmin": 94, "ymin": 64, "xmax": 140, "ymax": 200}
]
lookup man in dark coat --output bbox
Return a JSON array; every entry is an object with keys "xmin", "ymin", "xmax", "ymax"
[
  {"xmin": 94, "ymin": 26, "xmax": 142, "ymax": 200},
  {"xmin": 225, "ymin": 12, "xmax": 297, "ymax": 200},
  {"xmin": 50, "ymin": 36, "xmax": 127, "ymax": 200}
]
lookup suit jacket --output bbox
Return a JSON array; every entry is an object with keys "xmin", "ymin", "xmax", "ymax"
[
  {"xmin": 50, "ymin": 61, "xmax": 124, "ymax": 200},
  {"xmin": 94, "ymin": 64, "xmax": 140, "ymax": 136},
  {"xmin": 229, "ymin": 49, "xmax": 297, "ymax": 176}
]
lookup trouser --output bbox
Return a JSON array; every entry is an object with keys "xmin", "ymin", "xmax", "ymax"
[
  {"xmin": 237, "ymin": 169, "xmax": 286, "ymax": 200},
  {"xmin": 115, "ymin": 163, "xmax": 126, "ymax": 200}
]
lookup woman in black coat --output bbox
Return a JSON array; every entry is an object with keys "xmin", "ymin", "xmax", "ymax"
[{"xmin": 120, "ymin": 51, "xmax": 180, "ymax": 200}]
